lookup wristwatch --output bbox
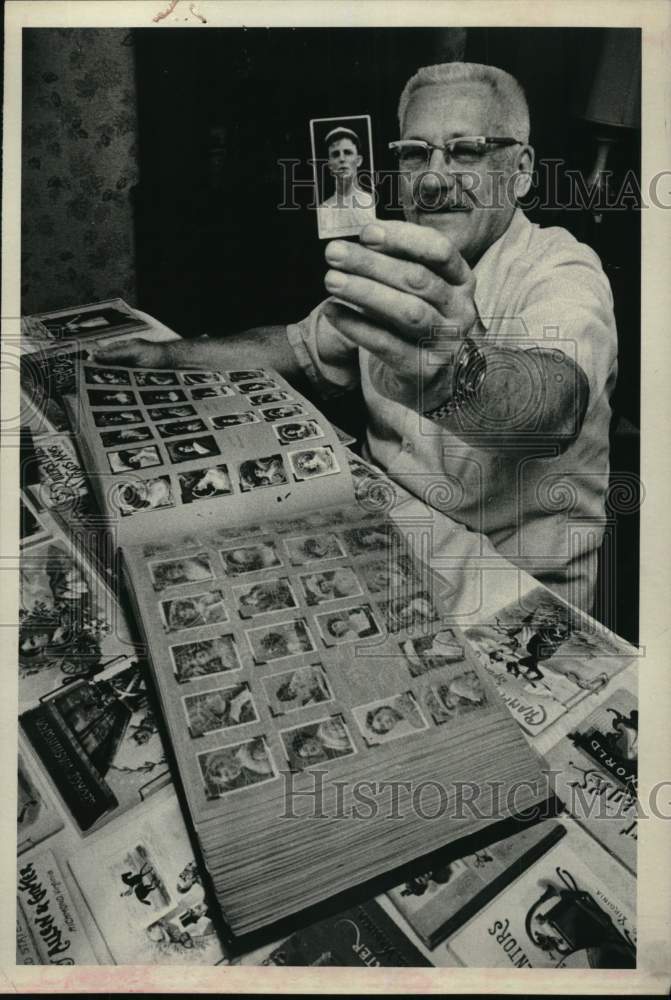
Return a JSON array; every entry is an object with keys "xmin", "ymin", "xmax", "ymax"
[{"xmin": 422, "ymin": 338, "xmax": 487, "ymax": 422}]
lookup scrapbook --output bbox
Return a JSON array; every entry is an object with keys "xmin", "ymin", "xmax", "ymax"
[{"xmin": 62, "ymin": 361, "xmax": 556, "ymax": 937}]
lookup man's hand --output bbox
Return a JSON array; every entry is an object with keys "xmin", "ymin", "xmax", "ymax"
[
  {"xmin": 93, "ymin": 339, "xmax": 177, "ymax": 368},
  {"xmin": 321, "ymin": 220, "xmax": 479, "ymax": 409}
]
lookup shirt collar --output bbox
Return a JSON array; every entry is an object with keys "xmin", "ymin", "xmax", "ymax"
[{"xmin": 472, "ymin": 208, "xmax": 532, "ymax": 329}]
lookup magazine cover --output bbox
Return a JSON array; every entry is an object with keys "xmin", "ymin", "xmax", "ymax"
[{"xmin": 17, "ymin": 750, "xmax": 64, "ymax": 854}]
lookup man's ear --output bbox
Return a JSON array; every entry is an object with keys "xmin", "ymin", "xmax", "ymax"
[
  {"xmin": 355, "ymin": 154, "xmax": 363, "ymax": 169},
  {"xmin": 512, "ymin": 144, "xmax": 535, "ymax": 200}
]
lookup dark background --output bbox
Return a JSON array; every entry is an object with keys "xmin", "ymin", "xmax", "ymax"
[{"xmin": 21, "ymin": 26, "xmax": 641, "ymax": 640}]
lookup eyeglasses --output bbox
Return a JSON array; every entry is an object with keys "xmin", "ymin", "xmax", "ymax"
[{"xmin": 388, "ymin": 136, "xmax": 523, "ymax": 170}]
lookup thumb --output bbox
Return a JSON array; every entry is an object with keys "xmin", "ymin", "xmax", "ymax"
[{"xmin": 92, "ymin": 338, "xmax": 171, "ymax": 368}]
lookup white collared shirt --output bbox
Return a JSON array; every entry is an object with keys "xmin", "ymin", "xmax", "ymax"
[{"xmin": 287, "ymin": 209, "xmax": 617, "ymax": 610}]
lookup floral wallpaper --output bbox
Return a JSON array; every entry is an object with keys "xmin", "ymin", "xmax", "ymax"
[{"xmin": 22, "ymin": 29, "xmax": 139, "ymax": 314}]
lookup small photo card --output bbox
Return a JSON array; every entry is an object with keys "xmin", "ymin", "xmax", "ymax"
[
  {"xmin": 248, "ymin": 391, "xmax": 290, "ymax": 406},
  {"xmin": 273, "ymin": 419, "xmax": 324, "ymax": 446},
  {"xmin": 280, "ymin": 714, "xmax": 356, "ymax": 771},
  {"xmin": 379, "ymin": 590, "xmax": 440, "ymax": 633},
  {"xmin": 220, "ymin": 540, "xmax": 282, "ymax": 575},
  {"xmin": 197, "ymin": 736, "xmax": 277, "ymax": 800},
  {"xmin": 342, "ymin": 522, "xmax": 397, "ymax": 556},
  {"xmin": 190, "ymin": 385, "xmax": 234, "ymax": 400},
  {"xmin": 285, "ymin": 531, "xmax": 346, "ymax": 565},
  {"xmin": 183, "ymin": 682, "xmax": 257, "ymax": 738},
  {"xmin": 235, "ymin": 380, "xmax": 278, "ymax": 395},
  {"xmin": 147, "ymin": 403, "xmax": 197, "ymax": 421},
  {"xmin": 100, "ymin": 426, "xmax": 154, "ymax": 448},
  {"xmin": 423, "ymin": 670, "xmax": 489, "ymax": 725},
  {"xmin": 261, "ymin": 404, "xmax": 306, "ymax": 422},
  {"xmin": 400, "ymin": 628, "xmax": 466, "ymax": 677},
  {"xmin": 171, "ymin": 634, "xmax": 242, "ymax": 683},
  {"xmin": 310, "ymin": 114, "xmax": 377, "ymax": 240},
  {"xmin": 140, "ymin": 388, "xmax": 188, "ymax": 406},
  {"xmin": 159, "ymin": 589, "xmax": 228, "ymax": 632},
  {"xmin": 108, "ymin": 444, "xmax": 162, "ymax": 474},
  {"xmin": 149, "ymin": 552, "xmax": 214, "ymax": 591},
  {"xmin": 211, "ymin": 412, "xmax": 260, "ymax": 429},
  {"xmin": 288, "ymin": 446, "xmax": 339, "ymax": 482},
  {"xmin": 26, "ymin": 298, "xmax": 148, "ymax": 342},
  {"xmin": 233, "ymin": 577, "xmax": 298, "ymax": 618},
  {"xmin": 299, "ymin": 566, "xmax": 363, "ymax": 605},
  {"xmin": 227, "ymin": 369, "xmax": 266, "ymax": 383},
  {"xmin": 133, "ymin": 371, "xmax": 180, "ymax": 387},
  {"xmin": 84, "ymin": 366, "xmax": 131, "ymax": 386},
  {"xmin": 359, "ymin": 554, "xmax": 420, "ymax": 595},
  {"xmin": 238, "ymin": 454, "xmax": 288, "ymax": 491},
  {"xmin": 352, "ymin": 691, "xmax": 429, "ymax": 747},
  {"xmin": 178, "ymin": 465, "xmax": 233, "ymax": 503},
  {"xmin": 93, "ymin": 408, "xmax": 143, "ymax": 427},
  {"xmin": 263, "ymin": 663, "xmax": 333, "ymax": 717},
  {"xmin": 247, "ymin": 619, "xmax": 316, "ymax": 664},
  {"xmin": 156, "ymin": 418, "xmax": 207, "ymax": 439},
  {"xmin": 315, "ymin": 604, "xmax": 381, "ymax": 645},
  {"xmin": 113, "ymin": 475, "xmax": 174, "ymax": 516},
  {"xmin": 181, "ymin": 372, "xmax": 225, "ymax": 386},
  {"xmin": 87, "ymin": 388, "xmax": 137, "ymax": 407},
  {"xmin": 166, "ymin": 435, "xmax": 220, "ymax": 465}
]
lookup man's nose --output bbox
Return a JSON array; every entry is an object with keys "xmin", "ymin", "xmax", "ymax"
[{"xmin": 416, "ymin": 149, "xmax": 458, "ymax": 198}]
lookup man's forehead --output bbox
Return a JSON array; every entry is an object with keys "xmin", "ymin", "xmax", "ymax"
[{"xmin": 401, "ymin": 80, "xmax": 497, "ymax": 136}]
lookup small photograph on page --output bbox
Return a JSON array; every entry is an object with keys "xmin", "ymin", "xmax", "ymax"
[
  {"xmin": 233, "ymin": 577, "xmax": 299, "ymax": 618},
  {"xmin": 170, "ymin": 634, "xmax": 242, "ymax": 683},
  {"xmin": 210, "ymin": 412, "xmax": 260, "ymax": 428},
  {"xmin": 197, "ymin": 736, "xmax": 277, "ymax": 800},
  {"xmin": 178, "ymin": 465, "xmax": 233, "ymax": 503},
  {"xmin": 399, "ymin": 628, "xmax": 466, "ymax": 677},
  {"xmin": 299, "ymin": 567, "xmax": 363, "ymax": 605},
  {"xmin": 147, "ymin": 404, "xmax": 197, "ymax": 421},
  {"xmin": 235, "ymin": 380, "xmax": 279, "ymax": 395},
  {"xmin": 166, "ymin": 435, "xmax": 221, "ymax": 464},
  {"xmin": 314, "ymin": 604, "xmax": 381, "ymax": 645},
  {"xmin": 149, "ymin": 552, "xmax": 214, "ymax": 591},
  {"xmin": 352, "ymin": 691, "xmax": 429, "ymax": 747},
  {"xmin": 248, "ymin": 391, "xmax": 291, "ymax": 406},
  {"xmin": 94, "ymin": 408, "xmax": 144, "ymax": 427},
  {"xmin": 107, "ymin": 445, "xmax": 162, "ymax": 474},
  {"xmin": 341, "ymin": 522, "xmax": 397, "ymax": 556},
  {"xmin": 378, "ymin": 590, "xmax": 440, "ymax": 633},
  {"xmin": 227, "ymin": 369, "xmax": 266, "ymax": 383},
  {"xmin": 279, "ymin": 715, "xmax": 356, "ymax": 771},
  {"xmin": 246, "ymin": 619, "xmax": 316, "ymax": 663},
  {"xmin": 88, "ymin": 389, "xmax": 137, "ymax": 407},
  {"xmin": 359, "ymin": 555, "xmax": 420, "ymax": 595},
  {"xmin": 159, "ymin": 590, "xmax": 228, "ymax": 632},
  {"xmin": 273, "ymin": 420, "xmax": 324, "ymax": 446},
  {"xmin": 155, "ymin": 418, "xmax": 207, "ymax": 439},
  {"xmin": 140, "ymin": 389, "xmax": 188, "ymax": 406},
  {"xmin": 284, "ymin": 531, "xmax": 346, "ymax": 565},
  {"xmin": 100, "ymin": 426, "xmax": 154, "ymax": 448},
  {"xmin": 112, "ymin": 476, "xmax": 174, "ymax": 517},
  {"xmin": 133, "ymin": 371, "xmax": 180, "ymax": 387},
  {"xmin": 422, "ymin": 670, "xmax": 488, "ymax": 726},
  {"xmin": 180, "ymin": 372, "xmax": 225, "ymax": 386},
  {"xmin": 189, "ymin": 385, "xmax": 235, "ymax": 400},
  {"xmin": 84, "ymin": 366, "xmax": 131, "ymax": 386},
  {"xmin": 287, "ymin": 446, "xmax": 339, "ymax": 481},
  {"xmin": 260, "ymin": 404, "xmax": 306, "ymax": 422},
  {"xmin": 220, "ymin": 541, "xmax": 282, "ymax": 576},
  {"xmin": 310, "ymin": 114, "xmax": 376, "ymax": 240},
  {"xmin": 262, "ymin": 663, "xmax": 333, "ymax": 717},
  {"xmin": 183, "ymin": 682, "xmax": 258, "ymax": 738},
  {"xmin": 238, "ymin": 454, "xmax": 288, "ymax": 491}
]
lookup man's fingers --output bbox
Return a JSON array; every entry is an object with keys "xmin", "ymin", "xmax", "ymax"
[
  {"xmin": 322, "ymin": 302, "xmax": 420, "ymax": 374},
  {"xmin": 359, "ymin": 219, "xmax": 471, "ymax": 286},
  {"xmin": 92, "ymin": 339, "xmax": 171, "ymax": 368},
  {"xmin": 324, "ymin": 269, "xmax": 455, "ymax": 343},
  {"xmin": 325, "ymin": 240, "xmax": 450, "ymax": 311}
]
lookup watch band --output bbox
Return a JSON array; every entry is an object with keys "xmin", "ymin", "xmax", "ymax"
[{"xmin": 422, "ymin": 338, "xmax": 487, "ymax": 422}]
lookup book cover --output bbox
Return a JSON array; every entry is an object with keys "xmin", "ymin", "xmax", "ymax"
[
  {"xmin": 548, "ymin": 686, "xmax": 638, "ymax": 873},
  {"xmin": 463, "ymin": 586, "xmax": 636, "ymax": 735},
  {"xmin": 387, "ymin": 820, "xmax": 566, "ymax": 948},
  {"xmin": 447, "ymin": 831, "xmax": 636, "ymax": 969},
  {"xmin": 261, "ymin": 900, "xmax": 431, "ymax": 967}
]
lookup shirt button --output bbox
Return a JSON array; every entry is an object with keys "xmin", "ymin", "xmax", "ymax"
[{"xmin": 403, "ymin": 440, "xmax": 413, "ymax": 453}]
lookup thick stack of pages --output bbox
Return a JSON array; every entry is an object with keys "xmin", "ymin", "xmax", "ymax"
[{"xmin": 71, "ymin": 361, "xmax": 549, "ymax": 936}]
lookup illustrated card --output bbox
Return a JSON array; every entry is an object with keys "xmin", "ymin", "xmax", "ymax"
[
  {"xmin": 178, "ymin": 465, "xmax": 233, "ymax": 503},
  {"xmin": 112, "ymin": 475, "xmax": 175, "ymax": 517},
  {"xmin": 211, "ymin": 412, "xmax": 260, "ymax": 428},
  {"xmin": 351, "ymin": 691, "xmax": 428, "ymax": 746},
  {"xmin": 310, "ymin": 114, "xmax": 377, "ymax": 240},
  {"xmin": 220, "ymin": 540, "xmax": 283, "ymax": 575},
  {"xmin": 399, "ymin": 629, "xmax": 467, "ymax": 677},
  {"xmin": 133, "ymin": 371, "xmax": 180, "ymax": 387},
  {"xmin": 246, "ymin": 619, "xmax": 316, "ymax": 663},
  {"xmin": 159, "ymin": 589, "xmax": 228, "ymax": 632},
  {"xmin": 197, "ymin": 736, "xmax": 277, "ymax": 799},
  {"xmin": 238, "ymin": 454, "xmax": 288, "ymax": 491},
  {"xmin": 93, "ymin": 408, "xmax": 143, "ymax": 427},
  {"xmin": 260, "ymin": 404, "xmax": 306, "ymax": 422},
  {"xmin": 183, "ymin": 682, "xmax": 258, "ymax": 738},
  {"xmin": 170, "ymin": 634, "xmax": 242, "ymax": 683},
  {"xmin": 149, "ymin": 552, "xmax": 214, "ymax": 590},
  {"xmin": 232, "ymin": 577, "xmax": 298, "ymax": 618},
  {"xmin": 279, "ymin": 714, "xmax": 356, "ymax": 771},
  {"xmin": 272, "ymin": 419, "xmax": 324, "ymax": 446},
  {"xmin": 287, "ymin": 445, "xmax": 339, "ymax": 481},
  {"xmin": 284, "ymin": 531, "xmax": 346, "ymax": 565},
  {"xmin": 262, "ymin": 663, "xmax": 333, "ymax": 717},
  {"xmin": 299, "ymin": 566, "xmax": 363, "ymax": 605},
  {"xmin": 314, "ymin": 604, "xmax": 381, "ymax": 645}
]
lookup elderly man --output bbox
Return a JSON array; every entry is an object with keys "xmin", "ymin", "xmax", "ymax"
[{"xmin": 97, "ymin": 62, "xmax": 617, "ymax": 612}]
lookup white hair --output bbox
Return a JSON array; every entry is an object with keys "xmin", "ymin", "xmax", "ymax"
[{"xmin": 398, "ymin": 62, "xmax": 530, "ymax": 143}]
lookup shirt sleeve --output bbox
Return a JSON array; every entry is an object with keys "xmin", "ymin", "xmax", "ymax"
[{"xmin": 286, "ymin": 299, "xmax": 360, "ymax": 397}]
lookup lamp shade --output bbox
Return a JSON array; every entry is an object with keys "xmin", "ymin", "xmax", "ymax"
[{"xmin": 583, "ymin": 29, "xmax": 641, "ymax": 129}]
